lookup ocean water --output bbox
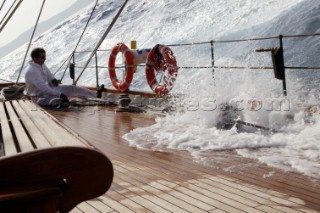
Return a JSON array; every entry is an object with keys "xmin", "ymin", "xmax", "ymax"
[{"xmin": 1, "ymin": 0, "xmax": 320, "ymax": 179}]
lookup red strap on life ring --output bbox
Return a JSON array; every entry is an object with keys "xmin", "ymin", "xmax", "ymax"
[
  {"xmin": 145, "ymin": 44, "xmax": 178, "ymax": 95},
  {"xmin": 108, "ymin": 43, "xmax": 135, "ymax": 92}
]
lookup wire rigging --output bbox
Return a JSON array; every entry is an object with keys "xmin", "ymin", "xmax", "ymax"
[
  {"xmin": 0, "ymin": 0, "xmax": 6, "ymax": 12},
  {"xmin": 15, "ymin": 0, "xmax": 46, "ymax": 84},
  {"xmin": 0, "ymin": 0, "xmax": 17, "ymax": 27},
  {"xmin": 0, "ymin": 0, "xmax": 23, "ymax": 33},
  {"xmin": 74, "ymin": 0, "xmax": 130, "ymax": 85},
  {"xmin": 54, "ymin": 0, "xmax": 99, "ymax": 81}
]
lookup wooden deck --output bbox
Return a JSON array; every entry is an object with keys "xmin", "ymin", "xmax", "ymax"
[{"xmin": 47, "ymin": 106, "xmax": 320, "ymax": 213}]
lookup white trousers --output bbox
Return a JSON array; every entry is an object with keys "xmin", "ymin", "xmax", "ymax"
[{"xmin": 32, "ymin": 85, "xmax": 96, "ymax": 106}]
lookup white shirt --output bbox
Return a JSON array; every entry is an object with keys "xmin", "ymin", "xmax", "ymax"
[{"xmin": 25, "ymin": 61, "xmax": 61, "ymax": 97}]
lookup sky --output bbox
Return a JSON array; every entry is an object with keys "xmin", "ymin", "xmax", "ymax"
[{"xmin": 0, "ymin": 0, "xmax": 93, "ymax": 56}]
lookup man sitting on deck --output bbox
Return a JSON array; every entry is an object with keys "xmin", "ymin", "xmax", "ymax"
[{"xmin": 25, "ymin": 47, "xmax": 102, "ymax": 106}]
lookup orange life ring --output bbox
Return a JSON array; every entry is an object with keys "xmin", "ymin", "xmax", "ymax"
[
  {"xmin": 145, "ymin": 44, "xmax": 178, "ymax": 95},
  {"xmin": 108, "ymin": 43, "xmax": 135, "ymax": 92}
]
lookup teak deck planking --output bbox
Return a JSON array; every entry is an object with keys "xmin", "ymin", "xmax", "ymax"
[{"xmin": 47, "ymin": 105, "xmax": 320, "ymax": 213}]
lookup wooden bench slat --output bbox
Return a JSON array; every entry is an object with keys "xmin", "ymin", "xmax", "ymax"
[
  {"xmin": 12, "ymin": 101, "xmax": 51, "ymax": 149},
  {"xmin": 24, "ymin": 101, "xmax": 87, "ymax": 147},
  {"xmin": 0, "ymin": 102, "xmax": 17, "ymax": 156},
  {"xmin": 19, "ymin": 101, "xmax": 84, "ymax": 147},
  {"xmin": 5, "ymin": 102, "xmax": 34, "ymax": 152},
  {"xmin": 18, "ymin": 101, "xmax": 63, "ymax": 147}
]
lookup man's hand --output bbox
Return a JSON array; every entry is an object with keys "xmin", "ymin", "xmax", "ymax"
[
  {"xmin": 52, "ymin": 78, "xmax": 60, "ymax": 87},
  {"xmin": 60, "ymin": 93, "xmax": 69, "ymax": 103}
]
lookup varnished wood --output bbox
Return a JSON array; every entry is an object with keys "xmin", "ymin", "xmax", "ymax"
[
  {"xmin": 5, "ymin": 101, "xmax": 34, "ymax": 152},
  {"xmin": 0, "ymin": 100, "xmax": 114, "ymax": 212},
  {"xmin": 0, "ymin": 147, "xmax": 113, "ymax": 213},
  {"xmin": 48, "ymin": 106, "xmax": 320, "ymax": 213},
  {"xmin": 20, "ymin": 100, "xmax": 84, "ymax": 147},
  {"xmin": 0, "ymin": 102, "xmax": 17, "ymax": 155},
  {"xmin": 0, "ymin": 183, "xmax": 61, "ymax": 213},
  {"xmin": 11, "ymin": 100, "xmax": 52, "ymax": 149}
]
